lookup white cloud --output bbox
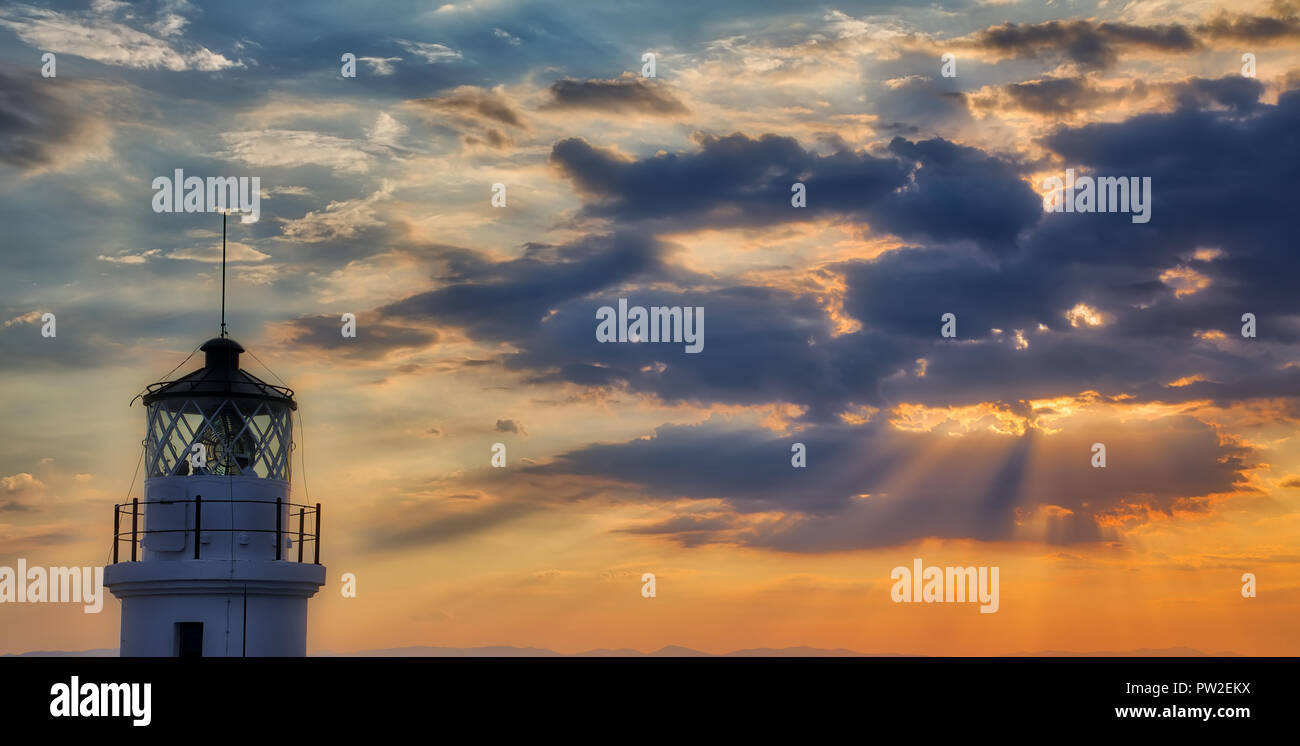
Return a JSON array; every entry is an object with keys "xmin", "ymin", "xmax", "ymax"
[
  {"xmin": 822, "ymin": 10, "xmax": 910, "ymax": 42},
  {"xmin": 149, "ymin": 13, "xmax": 188, "ymax": 37},
  {"xmin": 165, "ymin": 241, "xmax": 269, "ymax": 263},
  {"xmin": 1, "ymin": 472, "xmax": 43, "ymax": 493},
  {"xmin": 2, "ymin": 311, "xmax": 44, "ymax": 328},
  {"xmin": 96, "ymin": 252, "xmax": 153, "ymax": 264},
  {"xmin": 218, "ymin": 129, "xmax": 375, "ymax": 173},
  {"xmin": 359, "ymin": 56, "xmax": 401, "ymax": 75},
  {"xmin": 264, "ymin": 185, "xmax": 313, "ymax": 197},
  {"xmin": 493, "ymin": 28, "xmax": 521, "ymax": 46},
  {"xmin": 398, "ymin": 39, "xmax": 462, "ymax": 63},
  {"xmin": 0, "ymin": 3, "xmax": 240, "ymax": 71},
  {"xmin": 279, "ymin": 184, "xmax": 393, "ymax": 242},
  {"xmin": 367, "ymin": 112, "xmax": 409, "ymax": 149},
  {"xmin": 98, "ymin": 243, "xmax": 269, "ymax": 264}
]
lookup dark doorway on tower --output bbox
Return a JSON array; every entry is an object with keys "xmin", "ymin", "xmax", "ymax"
[{"xmin": 176, "ymin": 622, "xmax": 203, "ymax": 657}]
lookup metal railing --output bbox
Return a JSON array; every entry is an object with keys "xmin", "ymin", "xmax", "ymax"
[
  {"xmin": 112, "ymin": 496, "xmax": 320, "ymax": 564},
  {"xmin": 143, "ymin": 378, "xmax": 295, "ymax": 401}
]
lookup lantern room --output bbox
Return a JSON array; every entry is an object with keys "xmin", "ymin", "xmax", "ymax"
[{"xmin": 141, "ymin": 336, "xmax": 295, "ymax": 481}]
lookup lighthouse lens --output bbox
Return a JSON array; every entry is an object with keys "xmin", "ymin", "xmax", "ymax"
[{"xmin": 145, "ymin": 398, "xmax": 292, "ymax": 480}]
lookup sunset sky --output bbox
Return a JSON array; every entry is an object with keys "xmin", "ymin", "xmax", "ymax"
[{"xmin": 2, "ymin": 0, "xmax": 1300, "ymax": 656}]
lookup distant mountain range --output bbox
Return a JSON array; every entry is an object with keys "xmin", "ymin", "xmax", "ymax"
[
  {"xmin": 313, "ymin": 645, "xmax": 888, "ymax": 657},
  {"xmin": 5, "ymin": 648, "xmax": 120, "ymax": 657},
  {"xmin": 7, "ymin": 645, "xmax": 1238, "ymax": 657}
]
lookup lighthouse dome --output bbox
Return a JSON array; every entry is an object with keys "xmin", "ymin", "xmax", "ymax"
[{"xmin": 142, "ymin": 337, "xmax": 296, "ymax": 410}]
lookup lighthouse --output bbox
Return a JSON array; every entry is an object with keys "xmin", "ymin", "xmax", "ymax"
[
  {"xmin": 103, "ymin": 336, "xmax": 325, "ymax": 656},
  {"xmin": 104, "ymin": 219, "xmax": 325, "ymax": 656}
]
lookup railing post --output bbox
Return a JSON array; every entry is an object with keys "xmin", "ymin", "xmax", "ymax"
[
  {"xmin": 297, "ymin": 507, "xmax": 305, "ymax": 563},
  {"xmin": 193, "ymin": 494, "xmax": 202, "ymax": 560},
  {"xmin": 131, "ymin": 497, "xmax": 139, "ymax": 562},
  {"xmin": 275, "ymin": 497, "xmax": 282, "ymax": 561},
  {"xmin": 112, "ymin": 505, "xmax": 119, "ymax": 564},
  {"xmin": 314, "ymin": 503, "xmax": 321, "ymax": 565}
]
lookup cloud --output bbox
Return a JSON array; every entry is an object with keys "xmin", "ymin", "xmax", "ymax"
[
  {"xmin": 3, "ymin": 311, "xmax": 44, "ymax": 328},
  {"xmin": 951, "ymin": 7, "xmax": 1300, "ymax": 71},
  {"xmin": 523, "ymin": 411, "xmax": 1249, "ymax": 552},
  {"xmin": 163, "ymin": 242, "xmax": 270, "ymax": 263},
  {"xmin": 0, "ymin": 3, "xmax": 239, "ymax": 71},
  {"xmin": 871, "ymin": 74, "xmax": 975, "ymax": 134},
  {"xmin": 961, "ymin": 19, "xmax": 1199, "ymax": 70},
  {"xmin": 365, "ymin": 83, "xmax": 1300, "ymax": 427},
  {"xmin": 976, "ymin": 75, "xmax": 1262, "ymax": 119},
  {"xmin": 493, "ymin": 27, "xmax": 521, "ymax": 46},
  {"xmin": 279, "ymin": 184, "xmax": 392, "ymax": 242},
  {"xmin": 359, "ymin": 56, "xmax": 401, "ymax": 75},
  {"xmin": 998, "ymin": 77, "xmax": 1145, "ymax": 116},
  {"xmin": 365, "ymin": 500, "xmax": 540, "ymax": 551},
  {"xmin": 1169, "ymin": 75, "xmax": 1266, "ymax": 113},
  {"xmin": 98, "ymin": 242, "xmax": 270, "ymax": 264},
  {"xmin": 544, "ymin": 75, "xmax": 689, "ymax": 115},
  {"xmin": 367, "ymin": 112, "xmax": 410, "ymax": 150},
  {"xmin": 397, "ymin": 40, "xmax": 462, "ymax": 63},
  {"xmin": 1197, "ymin": 9, "xmax": 1300, "ymax": 42},
  {"xmin": 375, "ymin": 233, "xmax": 915, "ymax": 420},
  {"xmin": 1, "ymin": 472, "xmax": 43, "ymax": 493},
  {"xmin": 550, "ymin": 131, "xmax": 1039, "ymax": 250},
  {"xmin": 218, "ymin": 129, "xmax": 375, "ymax": 173},
  {"xmin": 278, "ymin": 312, "xmax": 438, "ymax": 360},
  {"xmin": 495, "ymin": 419, "xmax": 526, "ymax": 435},
  {"xmin": 0, "ymin": 65, "xmax": 109, "ymax": 173},
  {"xmin": 380, "ymin": 232, "xmax": 670, "ymax": 342},
  {"xmin": 413, "ymin": 85, "xmax": 525, "ymax": 128},
  {"xmin": 549, "ymin": 133, "xmax": 905, "ymax": 227},
  {"xmin": 410, "ymin": 85, "xmax": 525, "ymax": 148},
  {"xmin": 872, "ymin": 137, "xmax": 1041, "ymax": 251}
]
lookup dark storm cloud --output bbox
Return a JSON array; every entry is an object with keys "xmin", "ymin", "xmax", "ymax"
[
  {"xmin": 544, "ymin": 76, "xmax": 689, "ymax": 115},
  {"xmin": 848, "ymin": 83, "xmax": 1300, "ymax": 407},
  {"xmin": 279, "ymin": 313, "xmax": 438, "ymax": 359},
  {"xmin": 549, "ymin": 133, "xmax": 907, "ymax": 223},
  {"xmin": 344, "ymin": 84, "xmax": 1299, "ymax": 429},
  {"xmin": 550, "ymin": 132, "xmax": 1039, "ymax": 251},
  {"xmin": 993, "ymin": 76, "xmax": 1260, "ymax": 117},
  {"xmin": 1001, "ymin": 77, "xmax": 1141, "ymax": 115},
  {"xmin": 380, "ymin": 232, "xmax": 670, "ymax": 341},
  {"xmin": 1169, "ymin": 75, "xmax": 1266, "ymax": 113},
  {"xmin": 369, "ymin": 81, "xmax": 1298, "ymax": 427},
  {"xmin": 873, "ymin": 138, "xmax": 1041, "ymax": 251},
  {"xmin": 510, "ymin": 285, "xmax": 920, "ymax": 420},
  {"xmin": 959, "ymin": 6, "xmax": 1300, "ymax": 70},
  {"xmin": 525, "ymin": 414, "xmax": 1247, "ymax": 551},
  {"xmin": 967, "ymin": 20, "xmax": 1199, "ymax": 70},
  {"xmin": 1197, "ymin": 8, "xmax": 1300, "ymax": 42},
  {"xmin": 837, "ymin": 246, "xmax": 1058, "ymax": 341},
  {"xmin": 368, "ymin": 233, "xmax": 921, "ymax": 420},
  {"xmin": 1032, "ymin": 86, "xmax": 1299, "ymax": 327},
  {"xmin": 0, "ymin": 65, "xmax": 100, "ymax": 171}
]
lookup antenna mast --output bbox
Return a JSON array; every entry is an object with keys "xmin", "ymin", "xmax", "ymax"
[{"xmin": 221, "ymin": 211, "xmax": 228, "ymax": 338}]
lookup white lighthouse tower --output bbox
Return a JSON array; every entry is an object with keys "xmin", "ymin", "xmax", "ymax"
[
  {"xmin": 104, "ymin": 335, "xmax": 325, "ymax": 656},
  {"xmin": 104, "ymin": 225, "xmax": 325, "ymax": 655}
]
